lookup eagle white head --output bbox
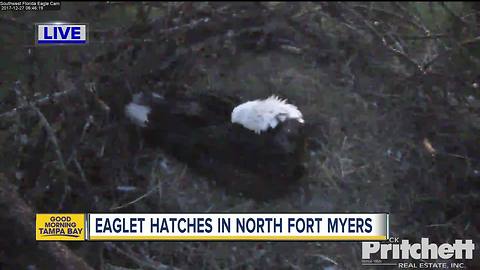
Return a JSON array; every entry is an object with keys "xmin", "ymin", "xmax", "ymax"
[{"xmin": 231, "ymin": 95, "xmax": 304, "ymax": 134}]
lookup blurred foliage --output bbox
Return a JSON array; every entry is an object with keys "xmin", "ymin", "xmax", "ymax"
[{"xmin": 0, "ymin": 2, "xmax": 479, "ymax": 269}]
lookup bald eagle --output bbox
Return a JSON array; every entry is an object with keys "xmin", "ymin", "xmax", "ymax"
[{"xmin": 124, "ymin": 92, "xmax": 307, "ymax": 200}]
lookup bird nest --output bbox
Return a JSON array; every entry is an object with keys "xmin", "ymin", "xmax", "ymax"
[{"xmin": 0, "ymin": 2, "xmax": 479, "ymax": 269}]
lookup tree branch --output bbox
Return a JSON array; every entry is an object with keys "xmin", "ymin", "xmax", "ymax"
[{"xmin": 0, "ymin": 175, "xmax": 94, "ymax": 270}]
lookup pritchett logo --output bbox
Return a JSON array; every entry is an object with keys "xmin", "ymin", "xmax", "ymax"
[{"xmin": 362, "ymin": 237, "xmax": 475, "ymax": 269}]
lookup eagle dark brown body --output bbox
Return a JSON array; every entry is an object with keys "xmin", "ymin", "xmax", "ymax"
[{"xmin": 126, "ymin": 92, "xmax": 307, "ymax": 200}]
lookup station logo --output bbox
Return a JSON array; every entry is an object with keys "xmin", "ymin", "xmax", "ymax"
[{"xmin": 36, "ymin": 213, "xmax": 85, "ymax": 241}]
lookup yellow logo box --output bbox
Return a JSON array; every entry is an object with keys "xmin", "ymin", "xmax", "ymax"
[{"xmin": 36, "ymin": 213, "xmax": 85, "ymax": 241}]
